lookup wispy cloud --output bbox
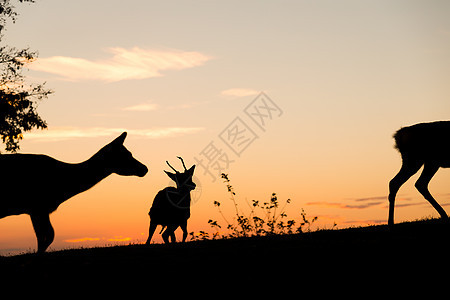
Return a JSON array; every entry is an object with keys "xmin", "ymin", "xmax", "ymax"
[
  {"xmin": 220, "ymin": 88, "xmax": 260, "ymax": 97},
  {"xmin": 306, "ymin": 195, "xmax": 422, "ymax": 210},
  {"xmin": 64, "ymin": 237, "xmax": 101, "ymax": 243},
  {"xmin": 64, "ymin": 236, "xmax": 131, "ymax": 243},
  {"xmin": 122, "ymin": 102, "xmax": 159, "ymax": 112},
  {"xmin": 353, "ymin": 196, "xmax": 388, "ymax": 202},
  {"xmin": 311, "ymin": 214, "xmax": 386, "ymax": 227},
  {"xmin": 121, "ymin": 99, "xmax": 211, "ymax": 112},
  {"xmin": 24, "ymin": 126, "xmax": 204, "ymax": 142},
  {"xmin": 30, "ymin": 47, "xmax": 212, "ymax": 82},
  {"xmin": 107, "ymin": 236, "xmax": 132, "ymax": 242},
  {"xmin": 341, "ymin": 219, "xmax": 386, "ymax": 225},
  {"xmin": 306, "ymin": 201, "xmax": 384, "ymax": 210}
]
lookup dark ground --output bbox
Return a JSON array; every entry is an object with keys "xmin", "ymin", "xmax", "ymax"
[{"xmin": 1, "ymin": 218, "xmax": 450, "ymax": 287}]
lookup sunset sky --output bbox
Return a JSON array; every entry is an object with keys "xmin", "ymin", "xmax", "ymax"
[{"xmin": 1, "ymin": 0, "xmax": 450, "ymax": 254}]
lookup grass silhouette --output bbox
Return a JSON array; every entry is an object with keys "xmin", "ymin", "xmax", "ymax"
[{"xmin": 2, "ymin": 217, "xmax": 449, "ymax": 285}]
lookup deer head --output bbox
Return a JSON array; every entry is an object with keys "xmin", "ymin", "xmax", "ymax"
[
  {"xmin": 165, "ymin": 156, "xmax": 196, "ymax": 191},
  {"xmin": 95, "ymin": 132, "xmax": 148, "ymax": 177}
]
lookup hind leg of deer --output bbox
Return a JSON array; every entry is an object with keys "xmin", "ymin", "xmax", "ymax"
[
  {"xmin": 145, "ymin": 220, "xmax": 157, "ymax": 245},
  {"xmin": 415, "ymin": 163, "xmax": 448, "ymax": 220},
  {"xmin": 180, "ymin": 220, "xmax": 188, "ymax": 242},
  {"xmin": 30, "ymin": 213, "xmax": 54, "ymax": 253},
  {"xmin": 162, "ymin": 225, "xmax": 177, "ymax": 244},
  {"xmin": 388, "ymin": 160, "xmax": 422, "ymax": 226},
  {"xmin": 169, "ymin": 227, "xmax": 178, "ymax": 243}
]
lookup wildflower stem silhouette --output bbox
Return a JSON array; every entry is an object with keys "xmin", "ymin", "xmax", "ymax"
[{"xmin": 192, "ymin": 173, "xmax": 318, "ymax": 241}]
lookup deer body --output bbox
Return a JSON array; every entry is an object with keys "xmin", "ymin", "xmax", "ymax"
[
  {"xmin": 0, "ymin": 132, "xmax": 148, "ymax": 252},
  {"xmin": 0, "ymin": 154, "xmax": 109, "ymax": 218},
  {"xmin": 145, "ymin": 157, "xmax": 195, "ymax": 244},
  {"xmin": 388, "ymin": 121, "xmax": 450, "ymax": 225},
  {"xmin": 150, "ymin": 187, "xmax": 191, "ymax": 225}
]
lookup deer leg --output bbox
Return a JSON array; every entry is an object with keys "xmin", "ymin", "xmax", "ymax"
[
  {"xmin": 30, "ymin": 213, "xmax": 54, "ymax": 253},
  {"xmin": 388, "ymin": 160, "xmax": 422, "ymax": 226},
  {"xmin": 415, "ymin": 163, "xmax": 448, "ymax": 220},
  {"xmin": 169, "ymin": 227, "xmax": 177, "ymax": 243},
  {"xmin": 162, "ymin": 229, "xmax": 169, "ymax": 244},
  {"xmin": 180, "ymin": 220, "xmax": 188, "ymax": 242},
  {"xmin": 162, "ymin": 225, "xmax": 177, "ymax": 244},
  {"xmin": 145, "ymin": 220, "xmax": 157, "ymax": 245}
]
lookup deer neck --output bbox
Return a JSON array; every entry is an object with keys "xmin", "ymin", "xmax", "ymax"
[
  {"xmin": 78, "ymin": 155, "xmax": 113, "ymax": 190},
  {"xmin": 176, "ymin": 187, "xmax": 192, "ymax": 202},
  {"xmin": 60, "ymin": 155, "xmax": 113, "ymax": 200},
  {"xmin": 49, "ymin": 156, "xmax": 113, "ymax": 211}
]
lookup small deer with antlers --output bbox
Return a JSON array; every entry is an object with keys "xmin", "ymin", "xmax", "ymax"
[
  {"xmin": 0, "ymin": 132, "xmax": 148, "ymax": 252},
  {"xmin": 388, "ymin": 121, "xmax": 450, "ymax": 225},
  {"xmin": 145, "ymin": 157, "xmax": 196, "ymax": 244}
]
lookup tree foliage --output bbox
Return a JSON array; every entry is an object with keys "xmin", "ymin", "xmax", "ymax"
[{"xmin": 0, "ymin": 0, "xmax": 52, "ymax": 153}]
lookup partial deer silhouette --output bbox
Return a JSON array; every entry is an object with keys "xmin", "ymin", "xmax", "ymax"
[
  {"xmin": 0, "ymin": 132, "xmax": 148, "ymax": 252},
  {"xmin": 388, "ymin": 121, "xmax": 450, "ymax": 225},
  {"xmin": 145, "ymin": 157, "xmax": 196, "ymax": 244}
]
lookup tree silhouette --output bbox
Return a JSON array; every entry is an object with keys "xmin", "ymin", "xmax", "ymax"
[{"xmin": 0, "ymin": 0, "xmax": 52, "ymax": 153}]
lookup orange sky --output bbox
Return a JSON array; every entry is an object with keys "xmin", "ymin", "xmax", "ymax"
[{"xmin": 1, "ymin": 0, "xmax": 450, "ymax": 255}]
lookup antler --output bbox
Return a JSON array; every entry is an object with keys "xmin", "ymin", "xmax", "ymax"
[
  {"xmin": 166, "ymin": 160, "xmax": 178, "ymax": 173},
  {"xmin": 177, "ymin": 156, "xmax": 187, "ymax": 171}
]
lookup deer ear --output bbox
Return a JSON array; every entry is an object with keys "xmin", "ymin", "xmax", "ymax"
[
  {"xmin": 187, "ymin": 165, "xmax": 196, "ymax": 175},
  {"xmin": 112, "ymin": 132, "xmax": 127, "ymax": 145},
  {"xmin": 164, "ymin": 170, "xmax": 177, "ymax": 181}
]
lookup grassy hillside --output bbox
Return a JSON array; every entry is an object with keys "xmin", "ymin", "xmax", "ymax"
[{"xmin": 1, "ymin": 218, "xmax": 449, "ymax": 285}]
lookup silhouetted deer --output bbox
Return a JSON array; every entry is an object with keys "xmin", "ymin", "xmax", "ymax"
[
  {"xmin": 0, "ymin": 132, "xmax": 148, "ymax": 252},
  {"xmin": 388, "ymin": 121, "xmax": 450, "ymax": 225},
  {"xmin": 145, "ymin": 157, "xmax": 196, "ymax": 244}
]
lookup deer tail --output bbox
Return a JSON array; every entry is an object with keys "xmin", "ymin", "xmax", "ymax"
[{"xmin": 393, "ymin": 126, "xmax": 408, "ymax": 153}]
